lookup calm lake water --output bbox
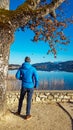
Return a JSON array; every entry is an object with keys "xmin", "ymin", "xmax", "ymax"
[{"xmin": 8, "ymin": 70, "xmax": 73, "ymax": 90}]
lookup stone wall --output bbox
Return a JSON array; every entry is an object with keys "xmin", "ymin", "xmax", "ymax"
[{"xmin": 7, "ymin": 90, "xmax": 73, "ymax": 107}]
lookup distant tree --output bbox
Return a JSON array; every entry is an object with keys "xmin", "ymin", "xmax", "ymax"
[{"xmin": 0, "ymin": 0, "xmax": 73, "ymax": 116}]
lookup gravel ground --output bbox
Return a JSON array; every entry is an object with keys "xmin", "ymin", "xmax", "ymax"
[{"xmin": 0, "ymin": 103, "xmax": 72, "ymax": 130}]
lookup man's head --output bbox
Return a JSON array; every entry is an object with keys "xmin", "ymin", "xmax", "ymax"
[{"xmin": 25, "ymin": 56, "xmax": 31, "ymax": 63}]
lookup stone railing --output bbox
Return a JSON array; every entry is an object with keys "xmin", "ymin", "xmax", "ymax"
[{"xmin": 7, "ymin": 90, "xmax": 73, "ymax": 106}]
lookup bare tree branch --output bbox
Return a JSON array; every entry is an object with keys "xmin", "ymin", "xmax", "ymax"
[
  {"xmin": 0, "ymin": 0, "xmax": 65, "ymax": 45},
  {"xmin": 11, "ymin": 0, "xmax": 65, "ymax": 29},
  {"xmin": 34, "ymin": 0, "xmax": 65, "ymax": 17},
  {"xmin": 26, "ymin": 0, "xmax": 41, "ymax": 9}
]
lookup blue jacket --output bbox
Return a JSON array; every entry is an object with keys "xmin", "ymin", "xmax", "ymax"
[{"xmin": 16, "ymin": 62, "xmax": 38, "ymax": 88}]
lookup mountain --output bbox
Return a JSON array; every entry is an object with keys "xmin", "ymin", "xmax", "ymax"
[
  {"xmin": 9, "ymin": 61, "xmax": 73, "ymax": 72},
  {"xmin": 8, "ymin": 64, "xmax": 21, "ymax": 70},
  {"xmin": 33, "ymin": 61, "xmax": 73, "ymax": 72}
]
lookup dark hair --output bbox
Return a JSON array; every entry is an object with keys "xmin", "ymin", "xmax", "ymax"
[{"xmin": 25, "ymin": 56, "xmax": 31, "ymax": 62}]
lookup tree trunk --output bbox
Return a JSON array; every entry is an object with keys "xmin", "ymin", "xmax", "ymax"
[
  {"xmin": 0, "ymin": 0, "xmax": 9, "ymax": 9},
  {"xmin": 0, "ymin": 43, "xmax": 10, "ymax": 116},
  {"xmin": 0, "ymin": 0, "xmax": 10, "ymax": 116}
]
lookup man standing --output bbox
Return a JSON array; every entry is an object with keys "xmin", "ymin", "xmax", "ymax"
[{"xmin": 15, "ymin": 56, "xmax": 38, "ymax": 120}]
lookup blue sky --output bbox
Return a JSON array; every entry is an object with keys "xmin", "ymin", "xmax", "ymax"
[{"xmin": 9, "ymin": 0, "xmax": 73, "ymax": 64}]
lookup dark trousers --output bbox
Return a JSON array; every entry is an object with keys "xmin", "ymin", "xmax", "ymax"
[{"xmin": 18, "ymin": 87, "xmax": 34, "ymax": 115}]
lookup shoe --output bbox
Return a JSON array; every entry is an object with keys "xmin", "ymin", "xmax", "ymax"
[{"xmin": 25, "ymin": 115, "xmax": 31, "ymax": 120}]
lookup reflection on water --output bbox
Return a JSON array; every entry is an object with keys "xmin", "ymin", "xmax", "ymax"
[
  {"xmin": 39, "ymin": 79, "xmax": 64, "ymax": 90},
  {"xmin": 8, "ymin": 70, "xmax": 73, "ymax": 90},
  {"xmin": 38, "ymin": 71, "xmax": 73, "ymax": 90}
]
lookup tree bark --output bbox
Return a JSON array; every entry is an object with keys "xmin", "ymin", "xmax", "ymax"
[
  {"xmin": 0, "ymin": 0, "xmax": 10, "ymax": 116},
  {"xmin": 0, "ymin": 43, "xmax": 10, "ymax": 116},
  {"xmin": 0, "ymin": 0, "xmax": 9, "ymax": 10}
]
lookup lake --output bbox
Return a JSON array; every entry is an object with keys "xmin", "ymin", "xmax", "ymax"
[{"xmin": 8, "ymin": 70, "xmax": 73, "ymax": 90}]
